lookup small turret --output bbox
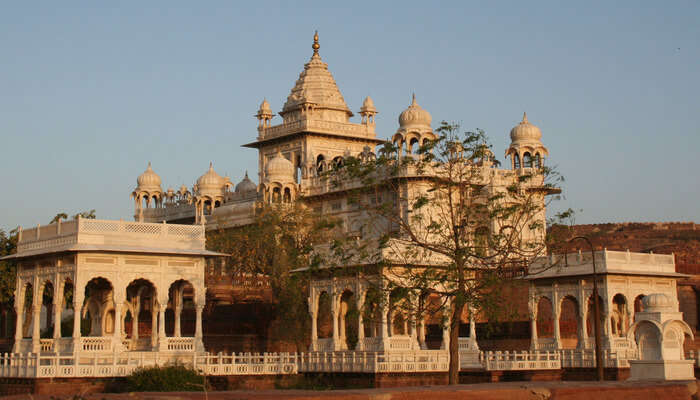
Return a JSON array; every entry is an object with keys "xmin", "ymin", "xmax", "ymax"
[
  {"xmin": 505, "ymin": 112, "xmax": 549, "ymax": 170},
  {"xmin": 359, "ymin": 96, "xmax": 377, "ymax": 125}
]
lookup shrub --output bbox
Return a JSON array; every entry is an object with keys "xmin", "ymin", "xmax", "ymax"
[{"xmin": 125, "ymin": 365, "xmax": 205, "ymax": 392}]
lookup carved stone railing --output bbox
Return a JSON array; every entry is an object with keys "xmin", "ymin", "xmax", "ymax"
[
  {"xmin": 483, "ymin": 350, "xmax": 561, "ymax": 371},
  {"xmin": 260, "ymin": 119, "xmax": 376, "ymax": 141},
  {"xmin": 80, "ymin": 337, "xmax": 112, "ymax": 352},
  {"xmin": 387, "ymin": 336, "xmax": 415, "ymax": 351},
  {"xmin": 39, "ymin": 339, "xmax": 54, "ymax": 353},
  {"xmin": 195, "ymin": 353, "xmax": 297, "ymax": 376},
  {"xmin": 315, "ymin": 338, "xmax": 334, "ymax": 352},
  {"xmin": 166, "ymin": 337, "xmax": 195, "ymax": 351},
  {"xmin": 298, "ymin": 350, "xmax": 449, "ymax": 373},
  {"xmin": 17, "ymin": 218, "xmax": 205, "ymax": 255}
]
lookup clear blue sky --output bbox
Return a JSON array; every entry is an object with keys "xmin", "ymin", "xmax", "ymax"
[{"xmin": 1, "ymin": 1, "xmax": 698, "ymax": 231}]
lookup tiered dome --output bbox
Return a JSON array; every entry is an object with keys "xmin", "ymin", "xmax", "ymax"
[
  {"xmin": 280, "ymin": 32, "xmax": 353, "ymax": 121},
  {"xmin": 196, "ymin": 163, "xmax": 226, "ymax": 197},
  {"xmin": 236, "ymin": 171, "xmax": 257, "ymax": 193},
  {"xmin": 509, "ymin": 112, "xmax": 542, "ymax": 143},
  {"xmin": 398, "ymin": 94, "xmax": 432, "ymax": 130},
  {"xmin": 265, "ymin": 151, "xmax": 295, "ymax": 183},
  {"xmin": 135, "ymin": 163, "xmax": 162, "ymax": 193}
]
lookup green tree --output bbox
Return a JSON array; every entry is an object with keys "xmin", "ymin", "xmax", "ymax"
[
  {"xmin": 332, "ymin": 121, "xmax": 563, "ymax": 384},
  {"xmin": 207, "ymin": 202, "xmax": 339, "ymax": 351},
  {"xmin": 49, "ymin": 209, "xmax": 96, "ymax": 224}
]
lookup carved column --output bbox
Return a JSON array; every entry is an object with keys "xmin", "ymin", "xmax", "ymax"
[
  {"xmin": 53, "ymin": 297, "xmax": 62, "ymax": 340},
  {"xmin": 194, "ymin": 304, "xmax": 204, "ymax": 352},
  {"xmin": 529, "ymin": 294, "xmax": 538, "ymax": 350},
  {"xmin": 553, "ymin": 295, "xmax": 562, "ymax": 350},
  {"xmin": 157, "ymin": 298, "xmax": 167, "ymax": 351},
  {"xmin": 174, "ymin": 287, "xmax": 183, "ymax": 338},
  {"xmin": 72, "ymin": 293, "xmax": 83, "ymax": 354},
  {"xmin": 356, "ymin": 290, "xmax": 365, "ymax": 351},
  {"xmin": 13, "ymin": 301, "xmax": 23, "ymax": 352},
  {"xmin": 31, "ymin": 305, "xmax": 41, "ymax": 353},
  {"xmin": 469, "ymin": 307, "xmax": 479, "ymax": 350},
  {"xmin": 331, "ymin": 292, "xmax": 339, "ymax": 350},
  {"xmin": 309, "ymin": 292, "xmax": 318, "ymax": 351},
  {"xmin": 132, "ymin": 298, "xmax": 140, "ymax": 340},
  {"xmin": 113, "ymin": 302, "xmax": 123, "ymax": 352},
  {"xmin": 578, "ymin": 298, "xmax": 587, "ymax": 349}
]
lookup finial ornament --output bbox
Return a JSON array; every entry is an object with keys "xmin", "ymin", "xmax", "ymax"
[
  {"xmin": 312, "ymin": 30, "xmax": 320, "ymax": 54},
  {"xmin": 522, "ymin": 112, "xmax": 528, "ymax": 124}
]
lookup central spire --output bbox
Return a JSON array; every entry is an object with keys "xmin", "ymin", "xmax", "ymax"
[{"xmin": 312, "ymin": 30, "xmax": 320, "ymax": 55}]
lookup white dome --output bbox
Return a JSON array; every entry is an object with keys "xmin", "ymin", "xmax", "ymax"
[
  {"xmin": 257, "ymin": 99, "xmax": 273, "ymax": 117},
  {"xmin": 235, "ymin": 171, "xmax": 257, "ymax": 193},
  {"xmin": 265, "ymin": 151, "xmax": 295, "ymax": 183},
  {"xmin": 360, "ymin": 96, "xmax": 376, "ymax": 113},
  {"xmin": 642, "ymin": 293, "xmax": 675, "ymax": 312},
  {"xmin": 135, "ymin": 162, "xmax": 162, "ymax": 193},
  {"xmin": 398, "ymin": 94, "xmax": 431, "ymax": 130},
  {"xmin": 196, "ymin": 163, "xmax": 225, "ymax": 197},
  {"xmin": 510, "ymin": 112, "xmax": 542, "ymax": 143}
]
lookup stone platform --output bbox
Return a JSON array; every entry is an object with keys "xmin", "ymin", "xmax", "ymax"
[{"xmin": 2, "ymin": 380, "xmax": 700, "ymax": 400}]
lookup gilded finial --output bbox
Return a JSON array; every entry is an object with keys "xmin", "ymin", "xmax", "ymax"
[
  {"xmin": 411, "ymin": 93, "xmax": 417, "ymax": 106},
  {"xmin": 522, "ymin": 112, "xmax": 528, "ymax": 124},
  {"xmin": 312, "ymin": 30, "xmax": 320, "ymax": 54}
]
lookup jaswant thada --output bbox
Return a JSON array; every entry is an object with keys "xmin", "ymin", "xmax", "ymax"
[{"xmin": 0, "ymin": 33, "xmax": 696, "ymax": 390}]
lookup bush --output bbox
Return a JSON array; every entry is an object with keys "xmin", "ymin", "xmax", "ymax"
[{"xmin": 125, "ymin": 365, "xmax": 206, "ymax": 392}]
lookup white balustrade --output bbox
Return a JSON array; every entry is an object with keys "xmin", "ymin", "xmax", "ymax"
[
  {"xmin": 81, "ymin": 337, "xmax": 112, "ymax": 352},
  {"xmin": 39, "ymin": 339, "xmax": 54, "ymax": 353},
  {"xmin": 166, "ymin": 337, "xmax": 195, "ymax": 351},
  {"xmin": 482, "ymin": 350, "xmax": 561, "ymax": 371}
]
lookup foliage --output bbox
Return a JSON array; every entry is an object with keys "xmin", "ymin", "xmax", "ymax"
[
  {"xmin": 0, "ymin": 229, "xmax": 18, "ymax": 306},
  {"xmin": 207, "ymin": 202, "xmax": 340, "ymax": 351},
  {"xmin": 329, "ymin": 121, "xmax": 564, "ymax": 383},
  {"xmin": 49, "ymin": 209, "xmax": 96, "ymax": 224},
  {"xmin": 124, "ymin": 365, "xmax": 206, "ymax": 392}
]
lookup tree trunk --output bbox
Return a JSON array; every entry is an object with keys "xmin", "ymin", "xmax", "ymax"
[{"xmin": 448, "ymin": 301, "xmax": 465, "ymax": 385}]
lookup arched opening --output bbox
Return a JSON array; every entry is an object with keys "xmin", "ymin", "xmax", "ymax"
[
  {"xmin": 636, "ymin": 322, "xmax": 661, "ymax": 360},
  {"xmin": 82, "ymin": 277, "xmax": 114, "ymax": 337},
  {"xmin": 125, "ymin": 279, "xmax": 156, "ymax": 350},
  {"xmin": 611, "ymin": 294, "xmax": 629, "ymax": 337},
  {"xmin": 634, "ymin": 294, "xmax": 646, "ymax": 321},
  {"xmin": 295, "ymin": 155, "xmax": 302, "ymax": 183},
  {"xmin": 523, "ymin": 152, "xmax": 533, "ymax": 168},
  {"xmin": 142, "ymin": 196, "xmax": 149, "ymax": 209},
  {"xmin": 514, "ymin": 154, "xmax": 521, "ymax": 169},
  {"xmin": 283, "ymin": 188, "xmax": 292, "ymax": 203},
  {"xmin": 316, "ymin": 155, "xmax": 326, "ymax": 175},
  {"xmin": 409, "ymin": 137, "xmax": 420, "ymax": 155},
  {"xmin": 167, "ymin": 280, "xmax": 196, "ymax": 337},
  {"xmin": 332, "ymin": 156, "xmax": 344, "ymax": 170},
  {"xmin": 423, "ymin": 293, "xmax": 445, "ymax": 349},
  {"xmin": 40, "ymin": 282, "xmax": 54, "ymax": 338},
  {"xmin": 559, "ymin": 296, "xmax": 579, "ymax": 349},
  {"xmin": 214, "ymin": 200, "xmax": 221, "ymax": 208},
  {"xmin": 389, "ymin": 288, "xmax": 410, "ymax": 336},
  {"xmin": 536, "ymin": 297, "xmax": 554, "ymax": 338},
  {"xmin": 535, "ymin": 153, "xmax": 542, "ymax": 168},
  {"xmin": 317, "ymin": 291, "xmax": 332, "ymax": 339},
  {"xmin": 586, "ymin": 294, "xmax": 605, "ymax": 337},
  {"xmin": 60, "ymin": 280, "xmax": 74, "ymax": 338},
  {"xmin": 339, "ymin": 290, "xmax": 358, "ymax": 350},
  {"xmin": 362, "ymin": 287, "xmax": 383, "ymax": 339},
  {"xmin": 272, "ymin": 187, "xmax": 281, "ymax": 203},
  {"xmin": 203, "ymin": 200, "xmax": 213, "ymax": 215}
]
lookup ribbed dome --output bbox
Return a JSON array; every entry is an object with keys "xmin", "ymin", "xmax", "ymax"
[
  {"xmin": 235, "ymin": 171, "xmax": 258, "ymax": 193},
  {"xmin": 265, "ymin": 151, "xmax": 295, "ymax": 183},
  {"xmin": 257, "ymin": 99, "xmax": 273, "ymax": 117},
  {"xmin": 196, "ymin": 163, "xmax": 225, "ymax": 196},
  {"xmin": 642, "ymin": 293, "xmax": 675, "ymax": 312},
  {"xmin": 136, "ymin": 162, "xmax": 162, "ymax": 192},
  {"xmin": 510, "ymin": 112, "xmax": 542, "ymax": 143},
  {"xmin": 360, "ymin": 96, "xmax": 376, "ymax": 113},
  {"xmin": 398, "ymin": 94, "xmax": 431, "ymax": 129}
]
